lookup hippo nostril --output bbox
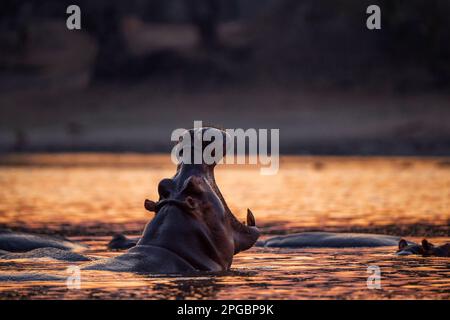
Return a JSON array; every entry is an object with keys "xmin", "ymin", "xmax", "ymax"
[{"xmin": 185, "ymin": 196, "xmax": 197, "ymax": 209}]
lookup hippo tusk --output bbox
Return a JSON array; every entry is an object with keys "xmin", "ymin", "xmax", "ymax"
[
  {"xmin": 247, "ymin": 209, "xmax": 256, "ymax": 227},
  {"xmin": 144, "ymin": 199, "xmax": 157, "ymax": 212}
]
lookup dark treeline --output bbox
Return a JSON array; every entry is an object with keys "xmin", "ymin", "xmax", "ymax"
[
  {"xmin": 248, "ymin": 0, "xmax": 450, "ymax": 89},
  {"xmin": 1, "ymin": 0, "xmax": 450, "ymax": 89}
]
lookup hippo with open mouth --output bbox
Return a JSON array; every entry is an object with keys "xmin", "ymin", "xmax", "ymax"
[{"xmin": 84, "ymin": 127, "xmax": 260, "ymax": 273}]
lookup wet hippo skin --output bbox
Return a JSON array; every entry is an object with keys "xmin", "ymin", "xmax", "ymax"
[
  {"xmin": 0, "ymin": 229, "xmax": 85, "ymax": 252},
  {"xmin": 107, "ymin": 234, "xmax": 139, "ymax": 251},
  {"xmin": 258, "ymin": 232, "xmax": 412, "ymax": 248},
  {"xmin": 84, "ymin": 127, "xmax": 260, "ymax": 273},
  {"xmin": 0, "ymin": 247, "xmax": 92, "ymax": 261}
]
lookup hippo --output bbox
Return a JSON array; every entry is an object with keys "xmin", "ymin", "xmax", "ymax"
[
  {"xmin": 397, "ymin": 239, "xmax": 450, "ymax": 257},
  {"xmin": 0, "ymin": 273, "xmax": 65, "ymax": 282},
  {"xmin": 257, "ymin": 232, "xmax": 410, "ymax": 248},
  {"xmin": 0, "ymin": 229, "xmax": 85, "ymax": 252},
  {"xmin": 0, "ymin": 247, "xmax": 91, "ymax": 262},
  {"xmin": 396, "ymin": 239, "xmax": 424, "ymax": 255},
  {"xmin": 107, "ymin": 234, "xmax": 139, "ymax": 251},
  {"xmin": 84, "ymin": 127, "xmax": 260, "ymax": 273}
]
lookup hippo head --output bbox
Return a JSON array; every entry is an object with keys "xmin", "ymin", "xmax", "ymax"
[
  {"xmin": 397, "ymin": 238, "xmax": 449, "ymax": 257},
  {"xmin": 397, "ymin": 239, "xmax": 424, "ymax": 255},
  {"xmin": 419, "ymin": 239, "xmax": 448, "ymax": 257},
  {"xmin": 139, "ymin": 127, "xmax": 260, "ymax": 271}
]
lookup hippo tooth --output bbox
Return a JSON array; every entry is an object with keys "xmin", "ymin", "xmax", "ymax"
[
  {"xmin": 247, "ymin": 209, "xmax": 256, "ymax": 226},
  {"xmin": 144, "ymin": 199, "xmax": 156, "ymax": 212}
]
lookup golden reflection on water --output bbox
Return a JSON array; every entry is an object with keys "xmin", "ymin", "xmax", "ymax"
[
  {"xmin": 0, "ymin": 154, "xmax": 449, "ymax": 299},
  {"xmin": 0, "ymin": 237, "xmax": 449, "ymax": 299}
]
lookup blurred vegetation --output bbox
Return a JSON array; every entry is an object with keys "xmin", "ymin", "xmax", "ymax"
[
  {"xmin": 250, "ymin": 0, "xmax": 450, "ymax": 89},
  {"xmin": 1, "ymin": 0, "xmax": 449, "ymax": 90}
]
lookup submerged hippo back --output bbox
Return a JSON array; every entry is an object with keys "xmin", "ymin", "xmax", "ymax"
[
  {"xmin": 0, "ymin": 231, "xmax": 84, "ymax": 252},
  {"xmin": 259, "ymin": 232, "xmax": 406, "ymax": 248}
]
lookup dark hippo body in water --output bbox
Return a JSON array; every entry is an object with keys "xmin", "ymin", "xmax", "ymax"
[
  {"xmin": 0, "ymin": 273, "xmax": 65, "ymax": 282},
  {"xmin": 258, "ymin": 232, "xmax": 412, "ymax": 248},
  {"xmin": 0, "ymin": 230, "xmax": 89, "ymax": 281},
  {"xmin": 84, "ymin": 127, "xmax": 260, "ymax": 273},
  {"xmin": 0, "ymin": 229, "xmax": 85, "ymax": 252},
  {"xmin": 85, "ymin": 244, "xmax": 207, "ymax": 273},
  {"xmin": 107, "ymin": 234, "xmax": 138, "ymax": 251},
  {"xmin": 0, "ymin": 247, "xmax": 91, "ymax": 261}
]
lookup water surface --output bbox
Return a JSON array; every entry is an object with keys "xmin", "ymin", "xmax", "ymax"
[{"xmin": 0, "ymin": 154, "xmax": 449, "ymax": 299}]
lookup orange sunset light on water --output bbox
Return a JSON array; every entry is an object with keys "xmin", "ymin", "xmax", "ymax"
[
  {"xmin": 0, "ymin": 154, "xmax": 448, "ymax": 230},
  {"xmin": 0, "ymin": 154, "xmax": 449, "ymax": 299}
]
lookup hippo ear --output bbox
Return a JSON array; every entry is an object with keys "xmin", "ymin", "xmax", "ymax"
[
  {"xmin": 144, "ymin": 199, "xmax": 157, "ymax": 212},
  {"xmin": 422, "ymin": 239, "xmax": 434, "ymax": 251},
  {"xmin": 398, "ymin": 239, "xmax": 408, "ymax": 251}
]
